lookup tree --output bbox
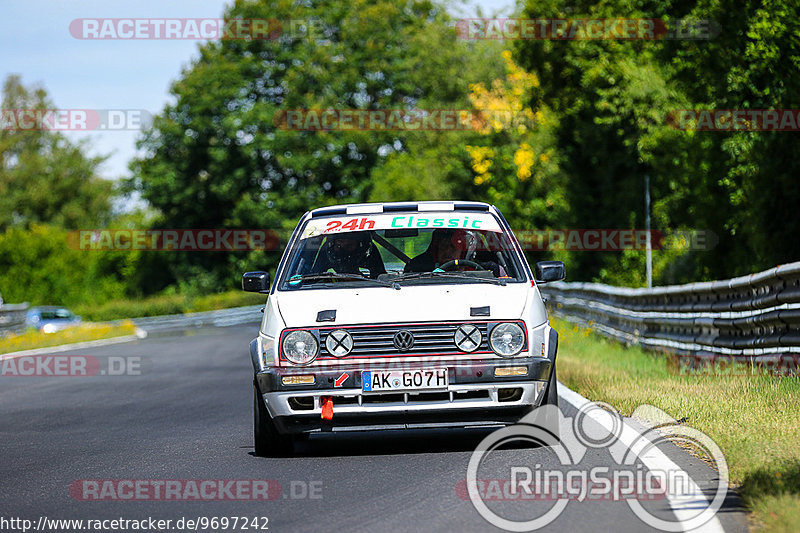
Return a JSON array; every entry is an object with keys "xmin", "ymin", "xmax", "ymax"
[
  {"xmin": 0, "ymin": 75, "xmax": 113, "ymax": 231},
  {"xmin": 512, "ymin": 0, "xmax": 800, "ymax": 283},
  {"xmin": 0, "ymin": 224, "xmax": 130, "ymax": 306},
  {"xmin": 128, "ymin": 0, "xmax": 494, "ymax": 289}
]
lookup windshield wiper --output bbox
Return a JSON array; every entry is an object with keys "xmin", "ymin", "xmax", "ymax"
[
  {"xmin": 392, "ymin": 271, "xmax": 507, "ymax": 286},
  {"xmin": 288, "ymin": 272, "xmax": 400, "ymax": 289}
]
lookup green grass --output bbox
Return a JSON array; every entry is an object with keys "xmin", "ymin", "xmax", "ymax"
[
  {"xmin": 551, "ymin": 316, "xmax": 800, "ymax": 532},
  {"xmin": 73, "ymin": 290, "xmax": 266, "ymax": 321},
  {"xmin": 0, "ymin": 321, "xmax": 138, "ymax": 355}
]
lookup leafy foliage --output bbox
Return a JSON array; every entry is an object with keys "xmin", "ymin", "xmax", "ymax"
[
  {"xmin": 508, "ymin": 0, "xmax": 800, "ymax": 283},
  {"xmin": 0, "ymin": 76, "xmax": 114, "ymax": 231},
  {"xmin": 127, "ymin": 0, "xmax": 486, "ymax": 288},
  {"xmin": 4, "ymin": 0, "xmax": 799, "ymax": 308},
  {"xmin": 0, "ymin": 225, "xmax": 131, "ymax": 306}
]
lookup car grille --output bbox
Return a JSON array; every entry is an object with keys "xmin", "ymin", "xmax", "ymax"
[{"xmin": 318, "ymin": 322, "xmax": 497, "ymax": 359}]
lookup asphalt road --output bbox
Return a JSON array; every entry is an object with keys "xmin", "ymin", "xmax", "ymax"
[{"xmin": 1, "ymin": 324, "xmax": 748, "ymax": 532}]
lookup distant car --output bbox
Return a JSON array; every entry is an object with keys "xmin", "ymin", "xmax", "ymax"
[
  {"xmin": 26, "ymin": 306, "xmax": 82, "ymax": 333},
  {"xmin": 243, "ymin": 201, "xmax": 566, "ymax": 456}
]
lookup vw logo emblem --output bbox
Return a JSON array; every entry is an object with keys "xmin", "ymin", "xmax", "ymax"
[
  {"xmin": 455, "ymin": 324, "xmax": 482, "ymax": 352},
  {"xmin": 393, "ymin": 330, "xmax": 415, "ymax": 351},
  {"xmin": 325, "ymin": 329, "xmax": 353, "ymax": 357}
]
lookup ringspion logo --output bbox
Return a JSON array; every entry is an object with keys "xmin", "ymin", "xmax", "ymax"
[{"xmin": 465, "ymin": 402, "xmax": 728, "ymax": 531}]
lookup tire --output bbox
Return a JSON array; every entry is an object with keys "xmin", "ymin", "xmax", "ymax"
[
  {"xmin": 544, "ymin": 365, "xmax": 559, "ymax": 409},
  {"xmin": 253, "ymin": 382, "xmax": 293, "ymax": 457},
  {"xmin": 520, "ymin": 365, "xmax": 560, "ymax": 445},
  {"xmin": 541, "ymin": 366, "xmax": 561, "ymax": 442}
]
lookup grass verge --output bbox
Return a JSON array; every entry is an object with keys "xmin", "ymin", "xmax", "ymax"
[
  {"xmin": 0, "ymin": 321, "xmax": 138, "ymax": 355},
  {"xmin": 72, "ymin": 290, "xmax": 265, "ymax": 321},
  {"xmin": 551, "ymin": 316, "xmax": 800, "ymax": 532}
]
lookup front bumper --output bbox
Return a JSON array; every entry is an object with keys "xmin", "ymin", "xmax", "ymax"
[{"xmin": 255, "ymin": 358, "xmax": 552, "ymax": 434}]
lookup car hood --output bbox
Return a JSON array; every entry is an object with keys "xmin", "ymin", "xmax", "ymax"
[{"xmin": 274, "ymin": 283, "xmax": 530, "ymax": 327}]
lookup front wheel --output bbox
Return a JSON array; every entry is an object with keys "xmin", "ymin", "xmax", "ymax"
[
  {"xmin": 544, "ymin": 366, "xmax": 559, "ymax": 409},
  {"xmin": 540, "ymin": 366, "xmax": 560, "ymax": 442},
  {"xmin": 519, "ymin": 366, "xmax": 560, "ymax": 445},
  {"xmin": 253, "ymin": 382, "xmax": 293, "ymax": 457}
]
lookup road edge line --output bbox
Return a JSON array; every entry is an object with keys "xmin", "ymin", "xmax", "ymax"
[{"xmin": 558, "ymin": 381, "xmax": 727, "ymax": 533}]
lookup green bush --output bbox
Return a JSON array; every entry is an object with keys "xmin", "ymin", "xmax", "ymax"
[
  {"xmin": 73, "ymin": 293, "xmax": 188, "ymax": 321},
  {"xmin": 0, "ymin": 225, "xmax": 131, "ymax": 306},
  {"xmin": 72, "ymin": 290, "xmax": 265, "ymax": 321}
]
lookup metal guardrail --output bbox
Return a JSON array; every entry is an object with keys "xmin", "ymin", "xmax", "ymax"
[
  {"xmin": 540, "ymin": 262, "xmax": 800, "ymax": 373},
  {"xmin": 128, "ymin": 305, "xmax": 263, "ymax": 334},
  {"xmin": 0, "ymin": 303, "xmax": 30, "ymax": 336},
  {"xmin": 0, "ymin": 300, "xmax": 262, "ymax": 341}
]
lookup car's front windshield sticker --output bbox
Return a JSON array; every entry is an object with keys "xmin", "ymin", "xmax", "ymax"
[{"xmin": 301, "ymin": 212, "xmax": 502, "ymax": 239}]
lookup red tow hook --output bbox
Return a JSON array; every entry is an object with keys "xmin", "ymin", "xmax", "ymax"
[{"xmin": 320, "ymin": 396, "xmax": 334, "ymax": 420}]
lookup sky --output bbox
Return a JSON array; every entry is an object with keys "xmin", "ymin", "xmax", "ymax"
[{"xmin": 0, "ymin": 0, "xmax": 516, "ymax": 182}]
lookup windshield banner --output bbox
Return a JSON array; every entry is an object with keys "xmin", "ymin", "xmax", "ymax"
[{"xmin": 300, "ymin": 213, "xmax": 503, "ymax": 239}]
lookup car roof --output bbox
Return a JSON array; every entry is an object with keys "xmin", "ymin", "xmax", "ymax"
[{"xmin": 306, "ymin": 201, "xmax": 495, "ymax": 219}]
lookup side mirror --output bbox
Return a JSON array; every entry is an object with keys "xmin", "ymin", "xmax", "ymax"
[
  {"xmin": 242, "ymin": 271, "xmax": 270, "ymax": 293},
  {"xmin": 534, "ymin": 261, "xmax": 566, "ymax": 283}
]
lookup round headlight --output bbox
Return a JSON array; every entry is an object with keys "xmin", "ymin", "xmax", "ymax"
[
  {"xmin": 490, "ymin": 323, "xmax": 525, "ymax": 357},
  {"xmin": 282, "ymin": 330, "xmax": 319, "ymax": 365}
]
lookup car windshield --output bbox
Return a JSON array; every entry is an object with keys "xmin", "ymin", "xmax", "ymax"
[
  {"xmin": 278, "ymin": 211, "xmax": 526, "ymax": 290},
  {"xmin": 38, "ymin": 308, "xmax": 73, "ymax": 320}
]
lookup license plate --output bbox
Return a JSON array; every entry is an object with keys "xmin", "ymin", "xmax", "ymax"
[{"xmin": 362, "ymin": 368, "xmax": 448, "ymax": 393}]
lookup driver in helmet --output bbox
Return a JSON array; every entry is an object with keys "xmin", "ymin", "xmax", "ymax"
[
  {"xmin": 322, "ymin": 231, "xmax": 386, "ymax": 279},
  {"xmin": 405, "ymin": 229, "xmax": 506, "ymax": 276}
]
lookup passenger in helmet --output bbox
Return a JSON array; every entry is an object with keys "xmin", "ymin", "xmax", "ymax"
[{"xmin": 319, "ymin": 231, "xmax": 386, "ymax": 278}]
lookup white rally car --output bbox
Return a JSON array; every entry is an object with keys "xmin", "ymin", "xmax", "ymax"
[{"xmin": 243, "ymin": 201, "xmax": 565, "ymax": 456}]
